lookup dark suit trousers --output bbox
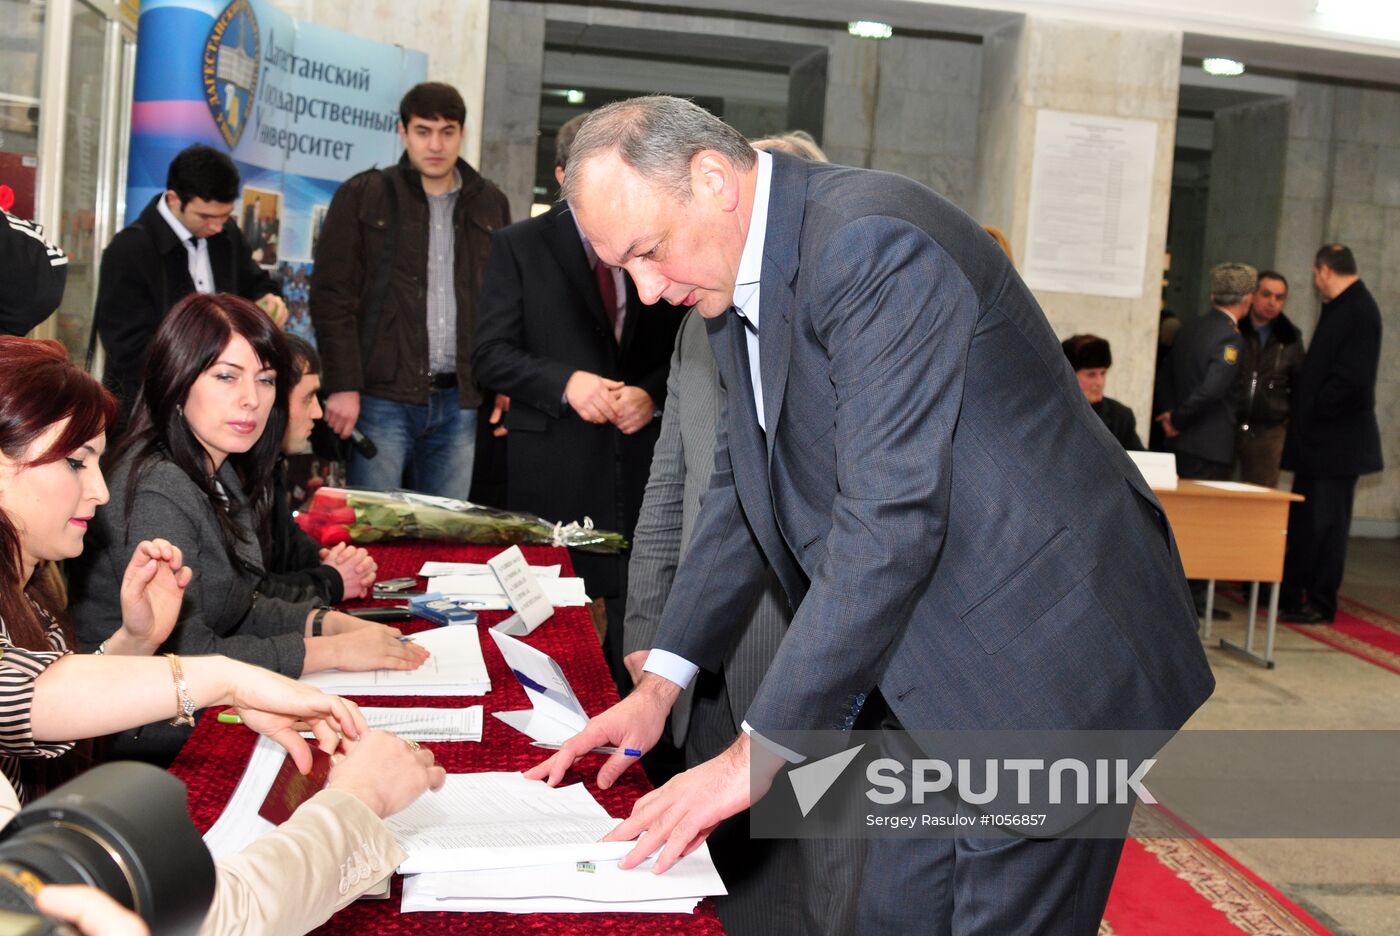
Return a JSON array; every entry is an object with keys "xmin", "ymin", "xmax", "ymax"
[
  {"xmin": 1282, "ymin": 474, "xmax": 1358, "ymax": 621},
  {"xmin": 855, "ymin": 700, "xmax": 1129, "ymax": 935},
  {"xmin": 689, "ymin": 669, "xmax": 864, "ymax": 936}
]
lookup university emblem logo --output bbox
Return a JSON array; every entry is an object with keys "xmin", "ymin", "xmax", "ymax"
[{"xmin": 203, "ymin": 0, "xmax": 260, "ymax": 148}]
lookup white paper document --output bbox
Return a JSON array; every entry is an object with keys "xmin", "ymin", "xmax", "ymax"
[
  {"xmin": 487, "ymin": 630, "xmax": 589, "ymax": 744},
  {"xmin": 401, "ymin": 846, "xmax": 725, "ymax": 914},
  {"xmin": 418, "ymin": 562, "xmax": 561, "ymax": 579},
  {"xmin": 387, "ymin": 772, "xmax": 630, "ymax": 874},
  {"xmin": 299, "ymin": 626, "xmax": 490, "ymax": 696},
  {"xmin": 202, "ymin": 735, "xmax": 285, "ymax": 859},
  {"xmin": 1194, "ymin": 480, "xmax": 1273, "ymax": 493},
  {"xmin": 306, "ymin": 706, "xmax": 483, "ymax": 741},
  {"xmin": 426, "ymin": 574, "xmax": 589, "ymax": 610}
]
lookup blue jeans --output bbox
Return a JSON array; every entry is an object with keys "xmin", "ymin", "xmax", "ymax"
[{"xmin": 348, "ymin": 391, "xmax": 477, "ymax": 500}]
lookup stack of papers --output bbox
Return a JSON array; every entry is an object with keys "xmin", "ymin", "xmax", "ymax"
[
  {"xmin": 300, "ymin": 626, "xmax": 491, "ymax": 696},
  {"xmin": 1129, "ymin": 450, "xmax": 1178, "ymax": 490},
  {"xmin": 418, "ymin": 562, "xmax": 561, "ymax": 578},
  {"xmin": 391, "ymin": 773, "xmax": 725, "ymax": 914},
  {"xmin": 425, "ymin": 574, "xmax": 590, "ymax": 610},
  {"xmin": 330, "ymin": 707, "xmax": 483, "ymax": 742}
]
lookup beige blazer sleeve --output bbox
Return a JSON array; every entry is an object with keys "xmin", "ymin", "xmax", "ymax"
[{"xmin": 199, "ymin": 788, "xmax": 406, "ymax": 936}]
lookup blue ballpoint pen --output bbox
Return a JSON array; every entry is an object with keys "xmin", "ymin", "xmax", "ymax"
[{"xmin": 530, "ymin": 741, "xmax": 643, "ymax": 757}]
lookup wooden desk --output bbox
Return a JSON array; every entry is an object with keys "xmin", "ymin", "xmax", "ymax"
[{"xmin": 1151, "ymin": 480, "xmax": 1304, "ymax": 668}]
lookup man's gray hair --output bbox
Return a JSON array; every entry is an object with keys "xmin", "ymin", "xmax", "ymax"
[
  {"xmin": 560, "ymin": 95, "xmax": 756, "ymax": 203},
  {"xmin": 1209, "ymin": 262, "xmax": 1258, "ymax": 307}
]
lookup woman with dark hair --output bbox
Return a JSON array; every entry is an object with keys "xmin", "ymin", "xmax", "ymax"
[
  {"xmin": 1062, "ymin": 334, "xmax": 1143, "ymax": 451},
  {"xmin": 0, "ymin": 335, "xmax": 443, "ymax": 935},
  {"xmin": 70, "ymin": 293, "xmax": 425, "ymax": 763}
]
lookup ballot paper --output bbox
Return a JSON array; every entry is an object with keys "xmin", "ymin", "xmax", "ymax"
[
  {"xmin": 298, "ymin": 707, "xmax": 483, "ymax": 742},
  {"xmin": 202, "ymin": 736, "xmax": 287, "ymax": 858},
  {"xmin": 487, "ymin": 629, "xmax": 588, "ymax": 745},
  {"xmin": 387, "ymin": 772, "xmax": 631, "ymax": 873},
  {"xmin": 299, "ymin": 626, "xmax": 490, "ymax": 696},
  {"xmin": 1194, "ymin": 480, "xmax": 1274, "ymax": 493},
  {"xmin": 418, "ymin": 562, "xmax": 561, "ymax": 578},
  {"xmin": 400, "ymin": 845, "xmax": 726, "ymax": 914},
  {"xmin": 425, "ymin": 574, "xmax": 590, "ymax": 610}
]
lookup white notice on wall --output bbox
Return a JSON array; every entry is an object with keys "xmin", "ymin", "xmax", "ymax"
[{"xmin": 1022, "ymin": 109, "xmax": 1159, "ymax": 299}]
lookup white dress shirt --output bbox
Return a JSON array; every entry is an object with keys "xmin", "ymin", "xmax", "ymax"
[
  {"xmin": 571, "ymin": 210, "xmax": 627, "ymax": 342},
  {"xmin": 157, "ymin": 194, "xmax": 215, "ymax": 294},
  {"xmin": 636, "ymin": 152, "xmax": 800, "ymax": 761}
]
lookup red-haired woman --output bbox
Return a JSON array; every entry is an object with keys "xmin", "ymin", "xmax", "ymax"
[{"xmin": 70, "ymin": 294, "xmax": 426, "ymax": 763}]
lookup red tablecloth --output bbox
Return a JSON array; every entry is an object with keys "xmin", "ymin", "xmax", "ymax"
[{"xmin": 169, "ymin": 543, "xmax": 724, "ymax": 935}]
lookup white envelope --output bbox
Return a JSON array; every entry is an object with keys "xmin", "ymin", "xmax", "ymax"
[{"xmin": 487, "ymin": 629, "xmax": 588, "ymax": 744}]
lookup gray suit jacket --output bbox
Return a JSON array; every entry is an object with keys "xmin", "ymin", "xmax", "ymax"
[
  {"xmin": 71, "ymin": 456, "xmax": 313, "ymax": 676},
  {"xmin": 624, "ymin": 309, "xmax": 791, "ymax": 746},
  {"xmin": 651, "ymin": 152, "xmax": 1214, "ymax": 746}
]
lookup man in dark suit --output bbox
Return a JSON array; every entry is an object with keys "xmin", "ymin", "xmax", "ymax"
[
  {"xmin": 528, "ymin": 96, "xmax": 1213, "ymax": 933},
  {"xmin": 94, "ymin": 145, "xmax": 284, "ymax": 425},
  {"xmin": 1155, "ymin": 262, "xmax": 1253, "ymax": 480},
  {"xmin": 471, "ymin": 114, "xmax": 685, "ymax": 690},
  {"xmin": 1279, "ymin": 244, "xmax": 1383, "ymax": 624}
]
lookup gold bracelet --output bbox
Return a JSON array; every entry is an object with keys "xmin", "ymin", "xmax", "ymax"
[{"xmin": 165, "ymin": 653, "xmax": 197, "ymax": 727}]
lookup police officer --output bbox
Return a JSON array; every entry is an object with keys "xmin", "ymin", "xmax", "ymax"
[{"xmin": 1155, "ymin": 262, "xmax": 1255, "ymax": 621}]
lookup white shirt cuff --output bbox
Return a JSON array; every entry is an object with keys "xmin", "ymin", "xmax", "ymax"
[
  {"xmin": 741, "ymin": 720, "xmax": 806, "ymax": 764},
  {"xmin": 641, "ymin": 649, "xmax": 699, "ymax": 690}
]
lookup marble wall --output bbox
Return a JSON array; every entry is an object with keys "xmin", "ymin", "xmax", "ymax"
[
  {"xmin": 480, "ymin": 1, "xmax": 984, "ymax": 219},
  {"xmin": 975, "ymin": 17, "xmax": 1182, "ymax": 436},
  {"xmin": 1272, "ymin": 81, "xmax": 1400, "ymax": 529}
]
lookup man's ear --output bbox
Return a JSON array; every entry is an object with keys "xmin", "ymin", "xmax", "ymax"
[{"xmin": 694, "ymin": 152, "xmax": 740, "ymax": 212}]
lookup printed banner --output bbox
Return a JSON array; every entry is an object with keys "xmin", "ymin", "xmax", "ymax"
[{"xmin": 127, "ymin": 0, "xmax": 427, "ymax": 343}]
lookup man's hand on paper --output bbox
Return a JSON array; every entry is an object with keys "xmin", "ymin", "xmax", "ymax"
[
  {"xmin": 602, "ymin": 732, "xmax": 785, "ymax": 874},
  {"xmin": 328, "ymin": 729, "xmax": 446, "ymax": 818},
  {"xmin": 524, "ymin": 672, "xmax": 680, "ymax": 788}
]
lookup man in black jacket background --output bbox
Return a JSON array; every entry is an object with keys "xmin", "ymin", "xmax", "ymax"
[
  {"xmin": 93, "ymin": 145, "xmax": 284, "ymax": 426},
  {"xmin": 472, "ymin": 114, "xmax": 685, "ymax": 692},
  {"xmin": 1236, "ymin": 271, "xmax": 1304, "ymax": 488},
  {"xmin": 1280, "ymin": 245, "xmax": 1383, "ymax": 624}
]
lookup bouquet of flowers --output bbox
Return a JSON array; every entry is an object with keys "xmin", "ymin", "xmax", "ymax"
[{"xmin": 293, "ymin": 487, "xmax": 628, "ymax": 554}]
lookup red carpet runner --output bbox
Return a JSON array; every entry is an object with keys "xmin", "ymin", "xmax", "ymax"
[
  {"xmin": 1280, "ymin": 597, "xmax": 1400, "ymax": 676},
  {"xmin": 1102, "ymin": 807, "xmax": 1329, "ymax": 935}
]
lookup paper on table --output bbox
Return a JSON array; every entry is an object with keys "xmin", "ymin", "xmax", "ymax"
[
  {"xmin": 487, "ymin": 629, "xmax": 588, "ymax": 745},
  {"xmin": 427, "ymin": 574, "xmax": 589, "ymax": 609},
  {"xmin": 202, "ymin": 735, "xmax": 284, "ymax": 858},
  {"xmin": 299, "ymin": 626, "xmax": 490, "ymax": 696},
  {"xmin": 298, "ymin": 707, "xmax": 483, "ymax": 742},
  {"xmin": 401, "ymin": 885, "xmax": 701, "ymax": 915},
  {"xmin": 410, "ymin": 844, "xmax": 727, "ymax": 903},
  {"xmin": 401, "ymin": 880, "xmax": 701, "ymax": 914},
  {"xmin": 1193, "ymin": 480, "xmax": 1274, "ymax": 493},
  {"xmin": 387, "ymin": 772, "xmax": 630, "ymax": 874},
  {"xmin": 418, "ymin": 562, "xmax": 561, "ymax": 578}
]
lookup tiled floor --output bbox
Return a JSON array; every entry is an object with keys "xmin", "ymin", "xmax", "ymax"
[{"xmin": 1183, "ymin": 536, "xmax": 1400, "ymax": 935}]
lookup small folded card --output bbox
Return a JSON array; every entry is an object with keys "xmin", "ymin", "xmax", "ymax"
[
  {"xmin": 488, "ymin": 630, "xmax": 588, "ymax": 744},
  {"xmin": 257, "ymin": 747, "xmax": 332, "ymax": 825}
]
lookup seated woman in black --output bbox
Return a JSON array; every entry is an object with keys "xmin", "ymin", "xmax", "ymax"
[{"xmin": 1062, "ymin": 334, "xmax": 1143, "ymax": 451}]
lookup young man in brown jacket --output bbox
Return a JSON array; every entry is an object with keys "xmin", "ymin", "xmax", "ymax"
[{"xmin": 310, "ymin": 82, "xmax": 509, "ymax": 499}]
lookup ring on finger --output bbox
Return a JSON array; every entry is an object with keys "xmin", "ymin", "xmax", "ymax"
[{"xmin": 405, "ymin": 739, "xmax": 421, "ymax": 753}]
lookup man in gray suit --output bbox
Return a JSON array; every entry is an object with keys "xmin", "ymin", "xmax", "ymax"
[
  {"xmin": 530, "ymin": 96, "xmax": 1213, "ymax": 933},
  {"xmin": 624, "ymin": 309, "xmax": 862, "ymax": 936}
]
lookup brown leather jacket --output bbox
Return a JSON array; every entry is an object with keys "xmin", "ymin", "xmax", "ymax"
[{"xmin": 309, "ymin": 153, "xmax": 510, "ymax": 408}]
